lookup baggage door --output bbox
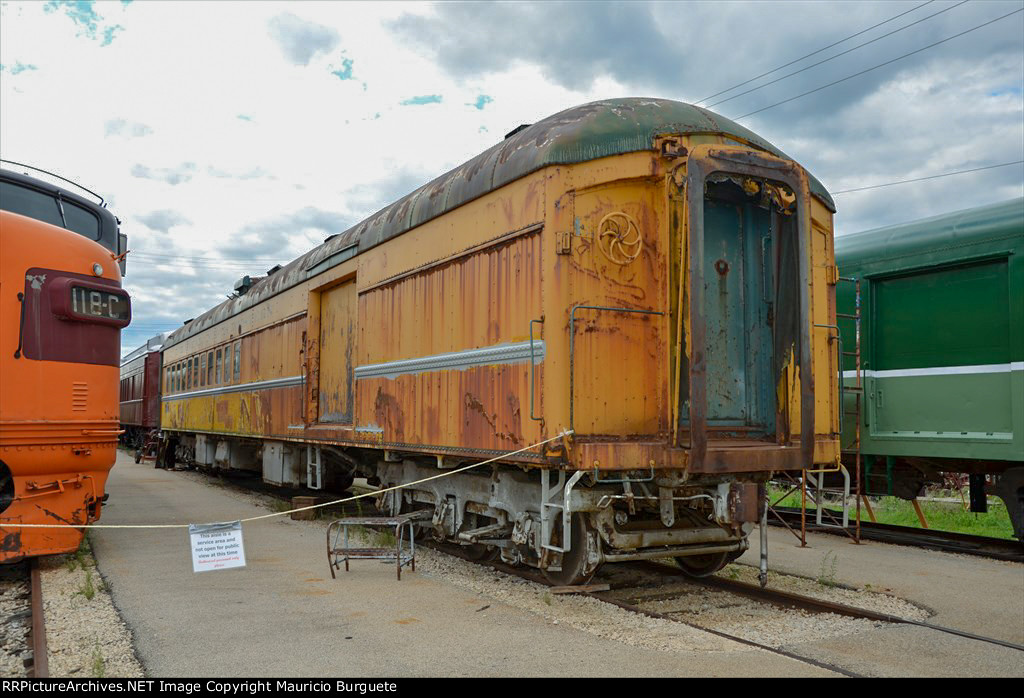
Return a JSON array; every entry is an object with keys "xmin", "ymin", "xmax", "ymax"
[{"xmin": 318, "ymin": 280, "xmax": 356, "ymax": 424}]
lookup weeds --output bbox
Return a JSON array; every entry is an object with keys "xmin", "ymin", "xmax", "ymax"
[
  {"xmin": 542, "ymin": 592, "xmax": 553, "ymax": 606},
  {"xmin": 90, "ymin": 641, "xmax": 105, "ymax": 678},
  {"xmin": 817, "ymin": 550, "xmax": 839, "ymax": 587},
  {"xmin": 77, "ymin": 569, "xmax": 96, "ymax": 601}
]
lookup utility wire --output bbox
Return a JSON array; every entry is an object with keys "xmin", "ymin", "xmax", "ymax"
[
  {"xmin": 696, "ymin": 0, "xmax": 936, "ymax": 104},
  {"xmin": 123, "ymin": 160, "xmax": 1024, "ymax": 270},
  {"xmin": 706, "ymin": 0, "xmax": 969, "ymax": 109},
  {"xmin": 830, "ymin": 160, "xmax": 1024, "ymax": 194},
  {"xmin": 736, "ymin": 6, "xmax": 1024, "ymax": 119}
]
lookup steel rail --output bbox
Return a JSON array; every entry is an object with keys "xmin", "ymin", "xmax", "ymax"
[
  {"xmin": 29, "ymin": 558, "xmax": 48, "ymax": 678},
  {"xmin": 632, "ymin": 561, "xmax": 1024, "ymax": 653},
  {"xmin": 419, "ymin": 540, "xmax": 861, "ymax": 677},
  {"xmin": 768, "ymin": 506, "xmax": 1024, "ymax": 563}
]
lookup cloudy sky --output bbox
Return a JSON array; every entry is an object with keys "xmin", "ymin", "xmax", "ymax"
[{"xmin": 1, "ymin": 0, "xmax": 1021, "ymax": 355}]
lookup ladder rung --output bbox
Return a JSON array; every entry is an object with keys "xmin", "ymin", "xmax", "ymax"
[
  {"xmin": 836, "ymin": 313, "xmax": 859, "ymax": 319},
  {"xmin": 542, "ymin": 502, "xmax": 564, "ymax": 510}
]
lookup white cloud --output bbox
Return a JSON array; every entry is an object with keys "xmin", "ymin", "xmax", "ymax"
[{"xmin": 1, "ymin": 0, "xmax": 1021, "ymax": 355}]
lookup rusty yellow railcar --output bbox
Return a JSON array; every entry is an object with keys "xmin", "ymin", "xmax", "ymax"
[{"xmin": 160, "ymin": 99, "xmax": 839, "ymax": 583}]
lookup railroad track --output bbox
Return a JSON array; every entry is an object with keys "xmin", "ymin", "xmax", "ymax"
[
  {"xmin": 768, "ymin": 506, "xmax": 1024, "ymax": 562},
  {"xmin": 0, "ymin": 559, "xmax": 47, "ymax": 677},
  {"xmin": 29, "ymin": 559, "xmax": 49, "ymax": 678},
  {"xmin": 421, "ymin": 541, "xmax": 1024, "ymax": 676}
]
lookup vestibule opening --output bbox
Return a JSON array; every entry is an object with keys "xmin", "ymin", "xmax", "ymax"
[{"xmin": 679, "ymin": 174, "xmax": 802, "ymax": 444}]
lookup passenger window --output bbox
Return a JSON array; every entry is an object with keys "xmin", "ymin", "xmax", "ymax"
[
  {"xmin": 215, "ymin": 349, "xmax": 222, "ymax": 384},
  {"xmin": 234, "ymin": 341, "xmax": 240, "ymax": 382},
  {"xmin": 187, "ymin": 358, "xmax": 193, "ymax": 390},
  {"xmin": 207, "ymin": 352, "xmax": 213, "ymax": 385}
]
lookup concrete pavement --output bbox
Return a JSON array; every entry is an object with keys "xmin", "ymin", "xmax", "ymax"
[{"xmin": 90, "ymin": 452, "xmax": 836, "ymax": 678}]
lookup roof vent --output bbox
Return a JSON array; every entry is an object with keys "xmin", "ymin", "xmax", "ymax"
[
  {"xmin": 266, "ymin": 264, "xmax": 282, "ymax": 276},
  {"xmin": 234, "ymin": 275, "xmax": 253, "ymax": 295},
  {"xmin": 504, "ymin": 124, "xmax": 532, "ymax": 140}
]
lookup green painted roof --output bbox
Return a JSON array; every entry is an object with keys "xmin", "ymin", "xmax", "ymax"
[{"xmin": 836, "ymin": 197, "xmax": 1024, "ymax": 268}]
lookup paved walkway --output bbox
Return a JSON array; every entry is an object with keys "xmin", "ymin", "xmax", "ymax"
[{"xmin": 91, "ymin": 452, "xmax": 832, "ymax": 678}]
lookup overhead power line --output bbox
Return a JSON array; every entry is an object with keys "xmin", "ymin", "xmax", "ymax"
[
  {"xmin": 706, "ymin": 0, "xmax": 969, "ymax": 109},
  {"xmin": 830, "ymin": 160, "xmax": 1024, "ymax": 194},
  {"xmin": 736, "ymin": 6, "xmax": 1024, "ymax": 120},
  {"xmin": 696, "ymin": 0, "xmax": 936, "ymax": 104},
  {"xmin": 122, "ymin": 161, "xmax": 1024, "ymax": 271}
]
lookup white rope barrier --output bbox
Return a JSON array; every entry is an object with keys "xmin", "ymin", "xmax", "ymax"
[{"xmin": 1, "ymin": 431, "xmax": 573, "ymax": 529}]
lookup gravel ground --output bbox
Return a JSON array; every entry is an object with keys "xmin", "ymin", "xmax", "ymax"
[
  {"xmin": 597, "ymin": 561, "xmax": 930, "ymax": 649},
  {"xmin": 39, "ymin": 540, "xmax": 145, "ymax": 678},
  {"xmin": 0, "ymin": 564, "xmax": 32, "ymax": 677}
]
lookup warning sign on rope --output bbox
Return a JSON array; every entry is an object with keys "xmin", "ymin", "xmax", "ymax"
[{"xmin": 189, "ymin": 521, "xmax": 246, "ymax": 573}]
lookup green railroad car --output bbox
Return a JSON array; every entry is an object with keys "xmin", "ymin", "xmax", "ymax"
[{"xmin": 836, "ymin": 197, "xmax": 1024, "ymax": 539}]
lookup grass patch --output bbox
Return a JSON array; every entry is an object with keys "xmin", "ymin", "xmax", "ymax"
[
  {"xmin": 90, "ymin": 641, "xmax": 105, "ymax": 678},
  {"xmin": 768, "ymin": 486, "xmax": 1015, "ymax": 539},
  {"xmin": 817, "ymin": 550, "xmax": 839, "ymax": 587},
  {"xmin": 77, "ymin": 570, "xmax": 96, "ymax": 601}
]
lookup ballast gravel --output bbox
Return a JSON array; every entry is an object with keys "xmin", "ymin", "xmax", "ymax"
[
  {"xmin": 0, "ymin": 566, "xmax": 31, "ymax": 676},
  {"xmin": 602, "ymin": 561, "xmax": 930, "ymax": 649},
  {"xmin": 38, "ymin": 542, "xmax": 144, "ymax": 678}
]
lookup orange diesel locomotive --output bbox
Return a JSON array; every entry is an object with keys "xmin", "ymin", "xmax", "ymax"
[{"xmin": 0, "ymin": 164, "xmax": 130, "ymax": 561}]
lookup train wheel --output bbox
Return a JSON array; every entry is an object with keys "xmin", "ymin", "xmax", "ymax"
[
  {"xmin": 542, "ymin": 513, "xmax": 597, "ymax": 586},
  {"xmin": 674, "ymin": 551, "xmax": 730, "ymax": 578}
]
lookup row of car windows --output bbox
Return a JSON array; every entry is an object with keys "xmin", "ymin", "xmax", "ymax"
[
  {"xmin": 166, "ymin": 341, "xmax": 241, "ymax": 394},
  {"xmin": 119, "ymin": 372, "xmax": 141, "ymax": 401}
]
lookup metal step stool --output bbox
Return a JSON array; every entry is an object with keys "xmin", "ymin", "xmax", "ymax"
[{"xmin": 326, "ymin": 511, "xmax": 428, "ymax": 581}]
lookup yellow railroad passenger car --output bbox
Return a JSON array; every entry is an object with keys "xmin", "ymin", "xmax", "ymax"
[{"xmin": 160, "ymin": 99, "xmax": 840, "ymax": 583}]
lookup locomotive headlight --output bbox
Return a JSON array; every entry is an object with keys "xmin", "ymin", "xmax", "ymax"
[{"xmin": 92, "ymin": 263, "xmax": 104, "ymax": 277}]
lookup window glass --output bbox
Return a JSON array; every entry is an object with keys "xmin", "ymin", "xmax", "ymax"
[
  {"xmin": 187, "ymin": 358, "xmax": 193, "ymax": 390},
  {"xmin": 200, "ymin": 356, "xmax": 206, "ymax": 387},
  {"xmin": 0, "ymin": 181, "xmax": 64, "ymax": 228},
  {"xmin": 207, "ymin": 352, "xmax": 213, "ymax": 385},
  {"xmin": 234, "ymin": 341, "xmax": 240, "ymax": 382},
  {"xmin": 215, "ymin": 349, "xmax": 222, "ymax": 384},
  {"xmin": 62, "ymin": 201, "xmax": 100, "ymax": 239}
]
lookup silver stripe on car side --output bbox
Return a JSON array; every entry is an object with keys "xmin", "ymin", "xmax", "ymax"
[
  {"xmin": 842, "ymin": 362, "xmax": 1024, "ymax": 379},
  {"xmin": 355, "ymin": 340, "xmax": 545, "ymax": 380},
  {"xmin": 164, "ymin": 375, "xmax": 305, "ymax": 401}
]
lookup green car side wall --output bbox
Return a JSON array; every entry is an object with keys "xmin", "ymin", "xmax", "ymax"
[{"xmin": 836, "ymin": 197, "xmax": 1024, "ymax": 466}]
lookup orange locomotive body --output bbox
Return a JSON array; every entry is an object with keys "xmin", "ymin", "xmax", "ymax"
[{"xmin": 0, "ymin": 166, "xmax": 130, "ymax": 561}]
